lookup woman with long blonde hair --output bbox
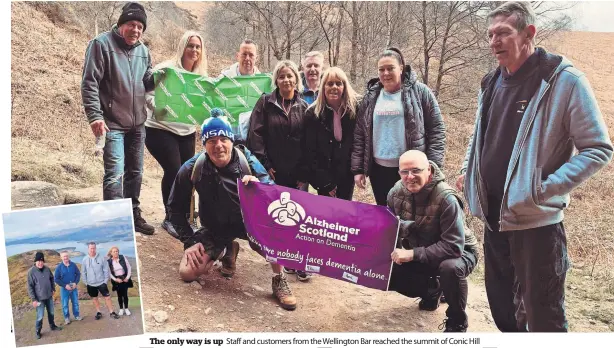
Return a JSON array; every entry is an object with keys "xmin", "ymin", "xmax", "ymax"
[
  {"xmin": 106, "ymin": 246, "xmax": 133, "ymax": 316},
  {"xmin": 302, "ymin": 67, "xmax": 360, "ymax": 200},
  {"xmin": 145, "ymin": 31, "xmax": 208, "ymax": 237}
]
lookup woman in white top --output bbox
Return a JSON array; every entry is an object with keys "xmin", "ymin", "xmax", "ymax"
[
  {"xmin": 106, "ymin": 246, "xmax": 133, "ymax": 316},
  {"xmin": 145, "ymin": 31, "xmax": 208, "ymax": 235}
]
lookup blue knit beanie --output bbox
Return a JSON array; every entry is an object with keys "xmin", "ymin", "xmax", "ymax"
[{"xmin": 201, "ymin": 108, "xmax": 235, "ymax": 144}]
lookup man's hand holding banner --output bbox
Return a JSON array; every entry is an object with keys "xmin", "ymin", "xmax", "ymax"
[{"xmin": 239, "ymin": 181, "xmax": 400, "ymax": 291}]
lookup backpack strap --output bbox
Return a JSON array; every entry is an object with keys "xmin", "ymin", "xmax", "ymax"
[
  {"xmin": 234, "ymin": 145, "xmax": 252, "ymax": 176},
  {"xmin": 191, "ymin": 152, "xmax": 208, "ymax": 186}
]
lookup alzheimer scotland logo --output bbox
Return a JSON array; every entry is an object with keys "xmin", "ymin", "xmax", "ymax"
[{"xmin": 267, "ymin": 192, "xmax": 306, "ymax": 226}]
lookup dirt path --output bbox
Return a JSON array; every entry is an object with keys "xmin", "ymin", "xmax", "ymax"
[
  {"xmin": 134, "ymin": 175, "xmax": 498, "ymax": 333},
  {"xmin": 13, "ymin": 298, "xmax": 143, "ymax": 347}
]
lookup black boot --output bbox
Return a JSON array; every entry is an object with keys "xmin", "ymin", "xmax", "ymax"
[
  {"xmin": 133, "ymin": 207, "xmax": 155, "ymax": 235},
  {"xmin": 439, "ymin": 318, "xmax": 468, "ymax": 332},
  {"xmin": 162, "ymin": 210, "xmax": 179, "ymax": 239},
  {"xmin": 419, "ymin": 276, "xmax": 442, "ymax": 311}
]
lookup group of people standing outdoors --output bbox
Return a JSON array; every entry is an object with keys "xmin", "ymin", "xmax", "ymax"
[
  {"xmin": 80, "ymin": 1, "xmax": 612, "ymax": 333},
  {"xmin": 26, "ymin": 243, "xmax": 134, "ymax": 339}
]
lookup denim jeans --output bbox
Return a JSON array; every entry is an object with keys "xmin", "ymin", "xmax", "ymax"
[
  {"xmin": 103, "ymin": 125, "xmax": 146, "ymax": 208},
  {"xmin": 60, "ymin": 288, "xmax": 79, "ymax": 319},
  {"xmin": 35, "ymin": 298, "xmax": 55, "ymax": 333}
]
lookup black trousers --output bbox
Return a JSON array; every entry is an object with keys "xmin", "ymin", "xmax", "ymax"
[
  {"xmin": 116, "ymin": 283, "xmax": 129, "ymax": 309},
  {"xmin": 145, "ymin": 127, "xmax": 196, "ymax": 210},
  {"xmin": 370, "ymin": 162, "xmax": 400, "ymax": 206},
  {"xmin": 484, "ymin": 222, "xmax": 569, "ymax": 332},
  {"xmin": 389, "ymin": 249, "xmax": 478, "ymax": 323},
  {"xmin": 316, "ymin": 174, "xmax": 355, "ymax": 201}
]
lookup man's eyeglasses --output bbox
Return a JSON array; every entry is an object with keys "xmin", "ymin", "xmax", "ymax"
[{"xmin": 398, "ymin": 168, "xmax": 426, "ymax": 176}]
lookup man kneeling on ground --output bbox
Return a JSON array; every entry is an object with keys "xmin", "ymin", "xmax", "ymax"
[
  {"xmin": 387, "ymin": 150, "xmax": 478, "ymax": 332},
  {"xmin": 167, "ymin": 108, "xmax": 298, "ymax": 310}
]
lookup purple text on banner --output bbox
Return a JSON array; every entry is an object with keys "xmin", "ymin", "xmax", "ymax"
[{"xmin": 238, "ymin": 181, "xmax": 400, "ymax": 291}]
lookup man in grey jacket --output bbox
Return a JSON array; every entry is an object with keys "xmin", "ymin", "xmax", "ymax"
[
  {"xmin": 81, "ymin": 2, "xmax": 155, "ymax": 235},
  {"xmin": 82, "ymin": 243, "xmax": 119, "ymax": 319},
  {"xmin": 388, "ymin": 150, "xmax": 478, "ymax": 332},
  {"xmin": 457, "ymin": 2, "xmax": 613, "ymax": 332},
  {"xmin": 27, "ymin": 252, "xmax": 62, "ymax": 339}
]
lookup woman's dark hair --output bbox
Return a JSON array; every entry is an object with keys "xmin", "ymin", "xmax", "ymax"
[{"xmin": 378, "ymin": 47, "xmax": 406, "ymax": 80}]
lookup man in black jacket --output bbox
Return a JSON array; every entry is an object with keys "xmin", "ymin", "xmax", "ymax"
[
  {"xmin": 81, "ymin": 2, "xmax": 154, "ymax": 234},
  {"xmin": 387, "ymin": 151, "xmax": 478, "ymax": 332},
  {"xmin": 27, "ymin": 252, "xmax": 62, "ymax": 339},
  {"xmin": 168, "ymin": 110, "xmax": 298, "ymax": 311}
]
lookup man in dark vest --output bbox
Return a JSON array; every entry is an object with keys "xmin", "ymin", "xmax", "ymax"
[{"xmin": 387, "ymin": 150, "xmax": 478, "ymax": 332}]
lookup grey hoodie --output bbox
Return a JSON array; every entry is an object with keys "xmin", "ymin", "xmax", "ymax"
[
  {"xmin": 462, "ymin": 47, "xmax": 613, "ymax": 231},
  {"xmin": 81, "ymin": 253, "xmax": 109, "ymax": 287}
]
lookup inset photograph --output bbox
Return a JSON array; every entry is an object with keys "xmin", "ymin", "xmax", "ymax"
[{"xmin": 2, "ymin": 199, "xmax": 144, "ymax": 347}]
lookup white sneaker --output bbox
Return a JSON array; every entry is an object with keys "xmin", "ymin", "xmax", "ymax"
[
  {"xmin": 124, "ymin": 308, "xmax": 131, "ymax": 316},
  {"xmin": 118, "ymin": 309, "xmax": 124, "ymax": 316}
]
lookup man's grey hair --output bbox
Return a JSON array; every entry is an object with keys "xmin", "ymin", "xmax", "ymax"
[
  {"xmin": 488, "ymin": 1, "xmax": 536, "ymax": 31},
  {"xmin": 240, "ymin": 39, "xmax": 258, "ymax": 52},
  {"xmin": 87, "ymin": 242, "xmax": 96, "ymax": 247},
  {"xmin": 302, "ymin": 51, "xmax": 324, "ymax": 67}
]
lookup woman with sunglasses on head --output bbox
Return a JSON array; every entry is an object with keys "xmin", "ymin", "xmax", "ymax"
[
  {"xmin": 106, "ymin": 246, "xmax": 133, "ymax": 316},
  {"xmin": 301, "ymin": 67, "xmax": 360, "ymax": 201},
  {"xmin": 246, "ymin": 60, "xmax": 309, "ymax": 190},
  {"xmin": 351, "ymin": 47, "xmax": 446, "ymax": 206},
  {"xmin": 145, "ymin": 31, "xmax": 208, "ymax": 236}
]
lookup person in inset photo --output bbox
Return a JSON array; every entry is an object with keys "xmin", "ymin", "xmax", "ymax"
[
  {"xmin": 107, "ymin": 246, "xmax": 134, "ymax": 316},
  {"xmin": 27, "ymin": 252, "xmax": 62, "ymax": 339},
  {"xmin": 82, "ymin": 242, "xmax": 120, "ymax": 320},
  {"xmin": 54, "ymin": 251, "xmax": 82, "ymax": 325}
]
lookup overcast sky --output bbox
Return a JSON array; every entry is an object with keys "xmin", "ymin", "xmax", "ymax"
[
  {"xmin": 1, "ymin": 199, "xmax": 132, "ymax": 241},
  {"xmin": 569, "ymin": 1, "xmax": 614, "ymax": 32}
]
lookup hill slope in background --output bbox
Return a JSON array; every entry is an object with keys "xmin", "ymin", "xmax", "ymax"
[
  {"xmin": 5, "ymin": 216, "xmax": 134, "ymax": 245},
  {"xmin": 8, "ymin": 250, "xmax": 140, "ymax": 307}
]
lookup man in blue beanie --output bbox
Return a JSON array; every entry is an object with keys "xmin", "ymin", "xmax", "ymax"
[
  {"xmin": 81, "ymin": 2, "xmax": 155, "ymax": 235},
  {"xmin": 167, "ymin": 108, "xmax": 298, "ymax": 311}
]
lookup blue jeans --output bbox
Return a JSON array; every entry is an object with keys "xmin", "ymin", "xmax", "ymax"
[
  {"xmin": 60, "ymin": 288, "xmax": 79, "ymax": 319},
  {"xmin": 103, "ymin": 125, "xmax": 146, "ymax": 208},
  {"xmin": 35, "ymin": 298, "xmax": 55, "ymax": 333}
]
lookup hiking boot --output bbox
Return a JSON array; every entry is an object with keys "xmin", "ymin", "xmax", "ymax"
[
  {"xmin": 272, "ymin": 274, "xmax": 297, "ymax": 311},
  {"xmin": 95, "ymin": 312, "xmax": 102, "ymax": 320},
  {"xmin": 64, "ymin": 318, "xmax": 71, "ymax": 325},
  {"xmin": 110, "ymin": 312, "xmax": 120, "ymax": 319},
  {"xmin": 118, "ymin": 309, "xmax": 124, "ymax": 316},
  {"xmin": 283, "ymin": 267, "xmax": 296, "ymax": 274},
  {"xmin": 73, "ymin": 316, "xmax": 82, "ymax": 321},
  {"xmin": 162, "ymin": 219, "xmax": 179, "ymax": 239},
  {"xmin": 36, "ymin": 331, "xmax": 41, "ymax": 339},
  {"xmin": 439, "ymin": 318, "xmax": 468, "ymax": 332},
  {"xmin": 50, "ymin": 325, "xmax": 62, "ymax": 331},
  {"xmin": 296, "ymin": 270, "xmax": 312, "ymax": 282},
  {"xmin": 220, "ymin": 241, "xmax": 240, "ymax": 278},
  {"xmin": 133, "ymin": 207, "xmax": 155, "ymax": 235},
  {"xmin": 124, "ymin": 308, "xmax": 131, "ymax": 316},
  {"xmin": 418, "ymin": 297, "xmax": 440, "ymax": 311}
]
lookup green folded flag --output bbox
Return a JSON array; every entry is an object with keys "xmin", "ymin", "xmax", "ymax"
[{"xmin": 153, "ymin": 67, "xmax": 273, "ymax": 127}]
